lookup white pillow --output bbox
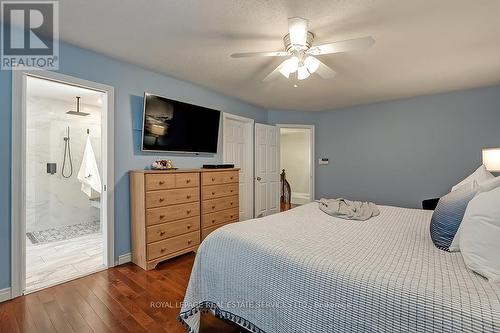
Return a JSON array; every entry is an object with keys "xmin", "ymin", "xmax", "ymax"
[
  {"xmin": 449, "ymin": 179, "xmax": 500, "ymax": 252},
  {"xmin": 477, "ymin": 176, "xmax": 500, "ymax": 194},
  {"xmin": 451, "ymin": 165, "xmax": 494, "ymax": 192},
  {"xmin": 459, "ymin": 186, "xmax": 500, "ymax": 282}
]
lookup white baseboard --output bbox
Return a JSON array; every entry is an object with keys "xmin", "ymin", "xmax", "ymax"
[
  {"xmin": 116, "ymin": 253, "xmax": 132, "ymax": 265},
  {"xmin": 0, "ymin": 288, "xmax": 11, "ymax": 303}
]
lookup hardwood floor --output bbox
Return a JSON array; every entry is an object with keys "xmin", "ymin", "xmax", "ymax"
[{"xmin": 0, "ymin": 253, "xmax": 243, "ymax": 333}]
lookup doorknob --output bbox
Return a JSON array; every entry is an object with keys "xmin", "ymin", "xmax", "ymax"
[{"xmin": 256, "ymin": 177, "xmax": 262, "ymax": 181}]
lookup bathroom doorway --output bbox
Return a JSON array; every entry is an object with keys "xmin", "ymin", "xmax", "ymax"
[
  {"xmin": 277, "ymin": 125, "xmax": 315, "ymax": 207},
  {"xmin": 11, "ymin": 71, "xmax": 114, "ymax": 296}
]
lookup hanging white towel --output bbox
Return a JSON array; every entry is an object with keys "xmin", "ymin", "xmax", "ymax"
[{"xmin": 78, "ymin": 136, "xmax": 102, "ymax": 197}]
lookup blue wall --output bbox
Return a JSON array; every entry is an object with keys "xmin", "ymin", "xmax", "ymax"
[
  {"xmin": 269, "ymin": 85, "xmax": 500, "ymax": 209},
  {"xmin": 0, "ymin": 42, "xmax": 268, "ymax": 289}
]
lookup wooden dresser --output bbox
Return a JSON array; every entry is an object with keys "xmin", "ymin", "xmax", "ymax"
[
  {"xmin": 201, "ymin": 170, "xmax": 239, "ymax": 241},
  {"xmin": 130, "ymin": 168, "xmax": 239, "ymax": 270}
]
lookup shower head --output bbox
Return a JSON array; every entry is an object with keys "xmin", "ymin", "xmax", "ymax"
[
  {"xmin": 66, "ymin": 96, "xmax": 89, "ymax": 116},
  {"xmin": 66, "ymin": 111, "xmax": 89, "ymax": 116}
]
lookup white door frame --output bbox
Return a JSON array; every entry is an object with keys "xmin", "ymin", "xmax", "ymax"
[
  {"xmin": 11, "ymin": 69, "xmax": 115, "ymax": 298},
  {"xmin": 222, "ymin": 112, "xmax": 254, "ymax": 220},
  {"xmin": 276, "ymin": 124, "xmax": 315, "ymax": 202}
]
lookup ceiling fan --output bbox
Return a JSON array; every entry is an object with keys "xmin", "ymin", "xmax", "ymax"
[{"xmin": 230, "ymin": 17, "xmax": 375, "ymax": 83}]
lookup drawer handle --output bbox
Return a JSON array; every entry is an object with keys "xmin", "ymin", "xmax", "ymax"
[
  {"xmin": 159, "ymin": 231, "xmax": 166, "ymax": 236},
  {"xmin": 211, "ymin": 205, "xmax": 216, "ymax": 209},
  {"xmin": 186, "ymin": 210, "xmax": 191, "ymax": 214},
  {"xmin": 186, "ymin": 195, "xmax": 191, "ymax": 199},
  {"xmin": 211, "ymin": 219, "xmax": 216, "ymax": 224},
  {"xmin": 159, "ymin": 197, "xmax": 165, "ymax": 202},
  {"xmin": 230, "ymin": 176, "xmax": 233, "ymax": 180},
  {"xmin": 230, "ymin": 215, "xmax": 233, "ymax": 219},
  {"xmin": 159, "ymin": 180, "xmax": 165, "ymax": 185},
  {"xmin": 160, "ymin": 247, "xmax": 166, "ymax": 252},
  {"xmin": 186, "ymin": 179, "xmax": 191, "ymax": 183},
  {"xmin": 159, "ymin": 214, "xmax": 165, "ymax": 219},
  {"xmin": 230, "ymin": 190, "xmax": 233, "ymax": 193},
  {"xmin": 187, "ymin": 224, "xmax": 191, "ymax": 229},
  {"xmin": 230, "ymin": 202, "xmax": 233, "ymax": 206},
  {"xmin": 188, "ymin": 240, "xmax": 192, "ymax": 245},
  {"xmin": 211, "ymin": 177, "xmax": 215, "ymax": 181},
  {"xmin": 212, "ymin": 192, "xmax": 215, "ymax": 195}
]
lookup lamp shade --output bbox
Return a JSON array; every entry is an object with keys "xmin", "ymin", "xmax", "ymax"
[{"xmin": 482, "ymin": 148, "xmax": 500, "ymax": 172}]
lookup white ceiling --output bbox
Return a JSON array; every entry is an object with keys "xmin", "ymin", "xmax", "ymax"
[
  {"xmin": 27, "ymin": 76, "xmax": 104, "ymax": 107},
  {"xmin": 58, "ymin": 0, "xmax": 500, "ymax": 111}
]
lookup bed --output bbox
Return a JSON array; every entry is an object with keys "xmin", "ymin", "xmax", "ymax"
[{"xmin": 179, "ymin": 203, "xmax": 500, "ymax": 333}]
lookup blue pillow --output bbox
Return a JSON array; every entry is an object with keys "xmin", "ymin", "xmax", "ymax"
[{"xmin": 430, "ymin": 186, "xmax": 478, "ymax": 251}]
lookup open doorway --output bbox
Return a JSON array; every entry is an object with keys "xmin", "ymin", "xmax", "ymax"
[
  {"xmin": 11, "ymin": 71, "xmax": 114, "ymax": 296},
  {"xmin": 278, "ymin": 125, "xmax": 314, "ymax": 210}
]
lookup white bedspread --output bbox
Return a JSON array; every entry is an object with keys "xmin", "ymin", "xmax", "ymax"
[{"xmin": 179, "ymin": 203, "xmax": 500, "ymax": 333}]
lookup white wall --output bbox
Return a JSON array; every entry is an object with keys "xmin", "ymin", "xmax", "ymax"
[
  {"xmin": 280, "ymin": 129, "xmax": 311, "ymax": 203},
  {"xmin": 26, "ymin": 96, "xmax": 102, "ymax": 232}
]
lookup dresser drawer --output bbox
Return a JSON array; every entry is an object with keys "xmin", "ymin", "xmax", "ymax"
[
  {"xmin": 202, "ymin": 171, "xmax": 239, "ymax": 186},
  {"xmin": 146, "ymin": 201, "xmax": 200, "ymax": 226},
  {"xmin": 202, "ymin": 195, "xmax": 239, "ymax": 214},
  {"xmin": 175, "ymin": 173, "xmax": 199, "ymax": 188},
  {"xmin": 145, "ymin": 174, "xmax": 176, "ymax": 191},
  {"xmin": 202, "ymin": 207, "xmax": 239, "ymax": 228},
  {"xmin": 147, "ymin": 231, "xmax": 200, "ymax": 260},
  {"xmin": 201, "ymin": 221, "xmax": 234, "ymax": 241},
  {"xmin": 146, "ymin": 216, "xmax": 199, "ymax": 243},
  {"xmin": 146, "ymin": 187, "xmax": 199, "ymax": 208},
  {"xmin": 202, "ymin": 183, "xmax": 238, "ymax": 200}
]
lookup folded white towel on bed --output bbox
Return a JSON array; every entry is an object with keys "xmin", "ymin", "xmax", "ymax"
[{"xmin": 318, "ymin": 198, "xmax": 380, "ymax": 221}]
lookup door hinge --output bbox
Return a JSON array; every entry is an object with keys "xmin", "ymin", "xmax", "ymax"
[{"xmin": 104, "ymin": 185, "xmax": 107, "ymax": 191}]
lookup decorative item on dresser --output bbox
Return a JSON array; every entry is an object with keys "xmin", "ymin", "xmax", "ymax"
[{"xmin": 130, "ymin": 168, "xmax": 239, "ymax": 270}]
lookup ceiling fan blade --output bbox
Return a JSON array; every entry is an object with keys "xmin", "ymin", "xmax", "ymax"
[
  {"xmin": 288, "ymin": 17, "xmax": 309, "ymax": 46},
  {"xmin": 315, "ymin": 59, "xmax": 337, "ymax": 79},
  {"xmin": 263, "ymin": 60, "xmax": 289, "ymax": 82},
  {"xmin": 231, "ymin": 51, "xmax": 288, "ymax": 58},
  {"xmin": 307, "ymin": 36, "xmax": 375, "ymax": 56}
]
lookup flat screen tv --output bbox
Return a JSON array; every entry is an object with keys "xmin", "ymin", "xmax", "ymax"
[{"xmin": 141, "ymin": 93, "xmax": 221, "ymax": 154}]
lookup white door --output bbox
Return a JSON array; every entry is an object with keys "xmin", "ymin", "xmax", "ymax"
[
  {"xmin": 254, "ymin": 123, "xmax": 280, "ymax": 217},
  {"xmin": 223, "ymin": 114, "xmax": 254, "ymax": 221}
]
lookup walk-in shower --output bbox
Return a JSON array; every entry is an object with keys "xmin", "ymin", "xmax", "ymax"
[{"xmin": 24, "ymin": 76, "xmax": 106, "ymax": 292}]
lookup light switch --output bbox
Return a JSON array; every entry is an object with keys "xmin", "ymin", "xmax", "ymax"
[{"xmin": 319, "ymin": 158, "xmax": 329, "ymax": 165}]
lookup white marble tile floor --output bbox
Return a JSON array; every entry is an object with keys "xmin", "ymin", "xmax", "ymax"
[{"xmin": 25, "ymin": 232, "xmax": 105, "ymax": 293}]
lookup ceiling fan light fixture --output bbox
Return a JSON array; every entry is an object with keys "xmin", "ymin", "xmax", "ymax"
[
  {"xmin": 279, "ymin": 67, "xmax": 291, "ymax": 78},
  {"xmin": 279, "ymin": 57, "xmax": 299, "ymax": 78},
  {"xmin": 236, "ymin": 17, "xmax": 373, "ymax": 83},
  {"xmin": 304, "ymin": 56, "xmax": 320, "ymax": 74},
  {"xmin": 297, "ymin": 65, "xmax": 310, "ymax": 80}
]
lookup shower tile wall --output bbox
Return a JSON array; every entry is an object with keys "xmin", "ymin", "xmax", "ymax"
[{"xmin": 26, "ymin": 96, "xmax": 102, "ymax": 232}]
